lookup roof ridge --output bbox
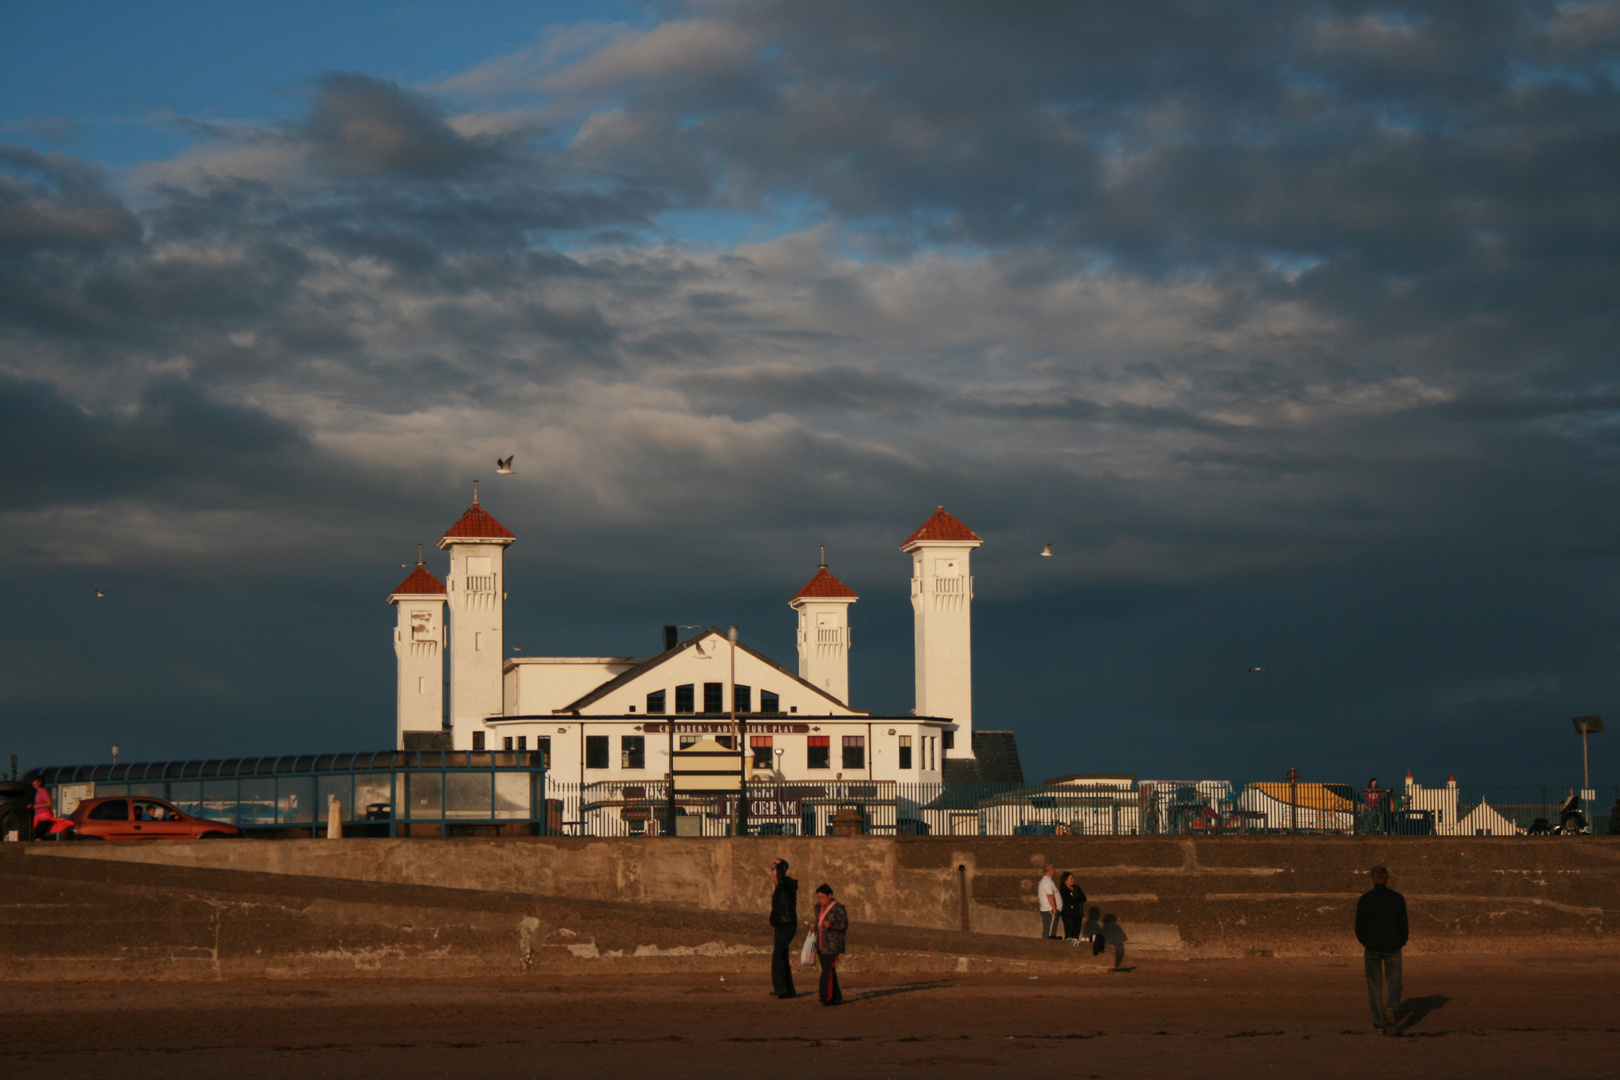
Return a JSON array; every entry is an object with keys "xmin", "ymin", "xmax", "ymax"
[
  {"xmin": 440, "ymin": 502, "xmax": 515, "ymax": 542},
  {"xmin": 791, "ymin": 565, "xmax": 858, "ymax": 600},
  {"xmin": 901, "ymin": 505, "xmax": 982, "ymax": 547}
]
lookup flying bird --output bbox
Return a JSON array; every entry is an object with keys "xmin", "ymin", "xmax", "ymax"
[
  {"xmin": 1248, "ymin": 666, "xmax": 1265, "ymax": 673},
  {"xmin": 1040, "ymin": 543, "xmax": 1053, "ymax": 557},
  {"xmin": 94, "ymin": 589, "xmax": 106, "ymax": 597},
  {"xmin": 496, "ymin": 456, "xmax": 514, "ymax": 474}
]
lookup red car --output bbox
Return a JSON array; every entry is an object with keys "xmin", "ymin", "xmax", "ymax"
[{"xmin": 69, "ymin": 796, "xmax": 243, "ymax": 840}]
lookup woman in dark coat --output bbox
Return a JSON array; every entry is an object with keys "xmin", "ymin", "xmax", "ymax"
[
  {"xmin": 1058, "ymin": 871, "xmax": 1087, "ymax": 944},
  {"xmin": 812, "ymin": 883, "xmax": 848, "ymax": 1005}
]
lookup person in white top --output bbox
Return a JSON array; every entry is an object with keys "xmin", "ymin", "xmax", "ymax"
[{"xmin": 1036, "ymin": 863, "xmax": 1062, "ymax": 939}]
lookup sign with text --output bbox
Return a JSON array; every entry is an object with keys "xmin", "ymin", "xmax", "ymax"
[
  {"xmin": 716, "ymin": 796, "xmax": 802, "ymax": 820},
  {"xmin": 642, "ymin": 722, "xmax": 810, "ymax": 734}
]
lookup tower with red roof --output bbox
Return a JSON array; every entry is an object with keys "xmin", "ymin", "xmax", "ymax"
[
  {"xmin": 901, "ymin": 506, "xmax": 983, "ymax": 759},
  {"xmin": 437, "ymin": 484, "xmax": 515, "ymax": 750},
  {"xmin": 388, "ymin": 549, "xmax": 448, "ymax": 745},
  {"xmin": 789, "ymin": 550, "xmax": 858, "ymax": 705}
]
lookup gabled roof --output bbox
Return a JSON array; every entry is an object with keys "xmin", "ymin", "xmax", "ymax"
[
  {"xmin": 791, "ymin": 565, "xmax": 858, "ymax": 600},
  {"xmin": 388, "ymin": 563, "xmax": 446, "ymax": 599},
  {"xmin": 440, "ymin": 502, "xmax": 515, "ymax": 542},
  {"xmin": 901, "ymin": 505, "xmax": 982, "ymax": 547},
  {"xmin": 555, "ymin": 628, "xmax": 866, "ymax": 715}
]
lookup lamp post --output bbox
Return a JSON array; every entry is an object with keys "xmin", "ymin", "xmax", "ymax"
[
  {"xmin": 1572, "ymin": 715, "xmax": 1604, "ymax": 790},
  {"xmin": 1285, "ymin": 767, "xmax": 1300, "ymax": 835},
  {"xmin": 666, "ymin": 711, "xmax": 677, "ymax": 837},
  {"xmin": 729, "ymin": 626, "xmax": 747, "ymax": 837},
  {"xmin": 111, "ymin": 744, "xmax": 120, "ymax": 767}
]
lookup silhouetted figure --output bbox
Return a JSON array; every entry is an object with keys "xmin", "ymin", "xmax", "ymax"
[
  {"xmin": 1355, "ymin": 865, "xmax": 1409, "ymax": 1035},
  {"xmin": 768, "ymin": 858, "xmax": 798, "ymax": 998}
]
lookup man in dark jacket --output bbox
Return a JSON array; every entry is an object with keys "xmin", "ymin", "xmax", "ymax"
[
  {"xmin": 1354, "ymin": 865, "xmax": 1409, "ymax": 1035},
  {"xmin": 768, "ymin": 858, "xmax": 798, "ymax": 998}
]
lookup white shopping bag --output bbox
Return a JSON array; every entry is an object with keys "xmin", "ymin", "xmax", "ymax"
[{"xmin": 799, "ymin": 930, "xmax": 817, "ymax": 966}]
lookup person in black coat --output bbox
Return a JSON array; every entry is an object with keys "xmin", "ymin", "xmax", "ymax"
[
  {"xmin": 768, "ymin": 858, "xmax": 798, "ymax": 998},
  {"xmin": 1058, "ymin": 871, "xmax": 1087, "ymax": 945},
  {"xmin": 1354, "ymin": 864, "xmax": 1409, "ymax": 1035}
]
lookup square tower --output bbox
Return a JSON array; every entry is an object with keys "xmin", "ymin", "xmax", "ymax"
[
  {"xmin": 388, "ymin": 554, "xmax": 447, "ymax": 748},
  {"xmin": 789, "ymin": 558, "xmax": 858, "ymax": 705},
  {"xmin": 901, "ymin": 506, "xmax": 982, "ymax": 755},
  {"xmin": 437, "ymin": 491, "xmax": 515, "ymax": 751}
]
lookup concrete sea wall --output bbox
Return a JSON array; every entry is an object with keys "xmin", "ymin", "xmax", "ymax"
[{"xmin": 4, "ymin": 836, "xmax": 1615, "ymax": 979}]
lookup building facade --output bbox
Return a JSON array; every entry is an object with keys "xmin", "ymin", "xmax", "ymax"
[{"xmin": 388, "ymin": 500, "xmax": 994, "ymax": 789}]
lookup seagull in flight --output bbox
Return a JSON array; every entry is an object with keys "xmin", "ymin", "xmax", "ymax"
[
  {"xmin": 496, "ymin": 456, "xmax": 514, "ymax": 474},
  {"xmin": 1248, "ymin": 666, "xmax": 1265, "ymax": 673},
  {"xmin": 94, "ymin": 589, "xmax": 106, "ymax": 597},
  {"xmin": 1040, "ymin": 543, "xmax": 1053, "ymax": 557}
]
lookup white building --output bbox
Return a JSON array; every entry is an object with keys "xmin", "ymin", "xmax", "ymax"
[{"xmin": 387, "ymin": 499, "xmax": 1001, "ymax": 794}]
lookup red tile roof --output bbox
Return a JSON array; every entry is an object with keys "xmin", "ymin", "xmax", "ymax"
[
  {"xmin": 792, "ymin": 565, "xmax": 858, "ymax": 600},
  {"xmin": 441, "ymin": 503, "xmax": 515, "ymax": 541},
  {"xmin": 901, "ymin": 506, "xmax": 982, "ymax": 547},
  {"xmin": 389, "ymin": 564, "xmax": 446, "ymax": 597}
]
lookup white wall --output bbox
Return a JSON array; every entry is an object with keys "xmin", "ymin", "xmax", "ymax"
[
  {"xmin": 905, "ymin": 539, "xmax": 979, "ymax": 752},
  {"xmin": 505, "ymin": 658, "xmax": 639, "ymax": 717},
  {"xmin": 391, "ymin": 595, "xmax": 445, "ymax": 744},
  {"xmin": 792, "ymin": 595, "xmax": 854, "ymax": 705},
  {"xmin": 442, "ymin": 537, "xmax": 510, "ymax": 749}
]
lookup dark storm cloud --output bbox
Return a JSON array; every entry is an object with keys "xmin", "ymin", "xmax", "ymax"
[
  {"xmin": 4, "ymin": 4, "xmax": 1620, "ymax": 783},
  {"xmin": 302, "ymin": 72, "xmax": 496, "ymax": 178},
  {"xmin": 0, "ymin": 373, "xmax": 306, "ymax": 511},
  {"xmin": 0, "ymin": 145, "xmax": 141, "ymax": 253}
]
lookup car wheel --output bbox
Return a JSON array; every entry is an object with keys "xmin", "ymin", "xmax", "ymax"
[
  {"xmin": 77, "ymin": 834, "xmax": 106, "ymax": 841},
  {"xmin": 199, "ymin": 831, "xmax": 229, "ymax": 839}
]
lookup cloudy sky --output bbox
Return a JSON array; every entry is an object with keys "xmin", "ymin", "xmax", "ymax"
[{"xmin": 3, "ymin": 1, "xmax": 1618, "ymax": 787}]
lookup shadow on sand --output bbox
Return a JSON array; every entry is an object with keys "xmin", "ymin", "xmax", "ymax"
[
  {"xmin": 855, "ymin": 980, "xmax": 955, "ymax": 1002},
  {"xmin": 1080, "ymin": 907, "xmax": 1134, "ymax": 971},
  {"xmin": 1396, "ymin": 994, "xmax": 1450, "ymax": 1034}
]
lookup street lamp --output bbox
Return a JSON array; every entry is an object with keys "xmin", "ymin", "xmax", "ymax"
[
  {"xmin": 1572, "ymin": 715, "xmax": 1604, "ymax": 790},
  {"xmin": 111, "ymin": 744, "xmax": 120, "ymax": 766},
  {"xmin": 729, "ymin": 626, "xmax": 747, "ymax": 837}
]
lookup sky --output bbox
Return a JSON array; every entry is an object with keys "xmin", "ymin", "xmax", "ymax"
[{"xmin": 3, "ymin": 1, "xmax": 1619, "ymax": 787}]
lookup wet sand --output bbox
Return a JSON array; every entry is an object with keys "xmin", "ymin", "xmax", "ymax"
[{"xmin": 6, "ymin": 952, "xmax": 1614, "ymax": 1079}]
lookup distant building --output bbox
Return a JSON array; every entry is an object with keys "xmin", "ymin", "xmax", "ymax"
[{"xmin": 387, "ymin": 498, "xmax": 1019, "ymax": 791}]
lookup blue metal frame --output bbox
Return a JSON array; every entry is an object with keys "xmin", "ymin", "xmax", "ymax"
[{"xmin": 30, "ymin": 751, "xmax": 548, "ymax": 837}]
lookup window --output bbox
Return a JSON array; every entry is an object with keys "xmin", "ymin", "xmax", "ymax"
[
  {"xmin": 503, "ymin": 736, "xmax": 513, "ymax": 751},
  {"xmin": 734, "ymin": 684, "xmax": 751, "ymax": 713},
  {"xmin": 943, "ymin": 730, "xmax": 955, "ymax": 751},
  {"xmin": 716, "ymin": 735, "xmax": 735, "ymax": 750},
  {"xmin": 585, "ymin": 735, "xmax": 609, "ymax": 769},
  {"xmin": 647, "ymin": 689, "xmax": 666, "ymax": 714},
  {"xmin": 680, "ymin": 735, "xmax": 701, "ymax": 749},
  {"xmin": 807, "ymin": 736, "xmax": 830, "ymax": 770},
  {"xmin": 703, "ymin": 682, "xmax": 724, "ymax": 713},
  {"xmin": 88, "ymin": 799, "xmax": 128, "ymax": 821},
  {"xmin": 621, "ymin": 736, "xmax": 645, "ymax": 770},
  {"xmin": 472, "ymin": 731, "xmax": 485, "ymax": 752},
  {"xmin": 751, "ymin": 735, "xmax": 772, "ymax": 769},
  {"xmin": 899, "ymin": 735, "xmax": 912, "ymax": 770},
  {"xmin": 761, "ymin": 690, "xmax": 779, "ymax": 713},
  {"xmin": 628, "ymin": 705, "xmax": 636, "ymax": 713},
  {"xmin": 536, "ymin": 737, "xmax": 549, "ymax": 769},
  {"xmin": 674, "ymin": 684, "xmax": 694, "ymax": 714},
  {"xmin": 517, "ymin": 736, "xmax": 527, "ymax": 751},
  {"xmin": 843, "ymin": 735, "xmax": 865, "ymax": 770}
]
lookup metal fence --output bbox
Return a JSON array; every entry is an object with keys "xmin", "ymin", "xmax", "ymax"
[
  {"xmin": 23, "ymin": 759, "xmax": 1616, "ymax": 840},
  {"xmin": 28, "ymin": 751, "xmax": 548, "ymax": 837},
  {"xmin": 547, "ymin": 779, "xmax": 1620, "ymax": 838}
]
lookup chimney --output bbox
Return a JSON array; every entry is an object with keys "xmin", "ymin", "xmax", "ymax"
[{"xmin": 662, "ymin": 625, "xmax": 679, "ymax": 652}]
